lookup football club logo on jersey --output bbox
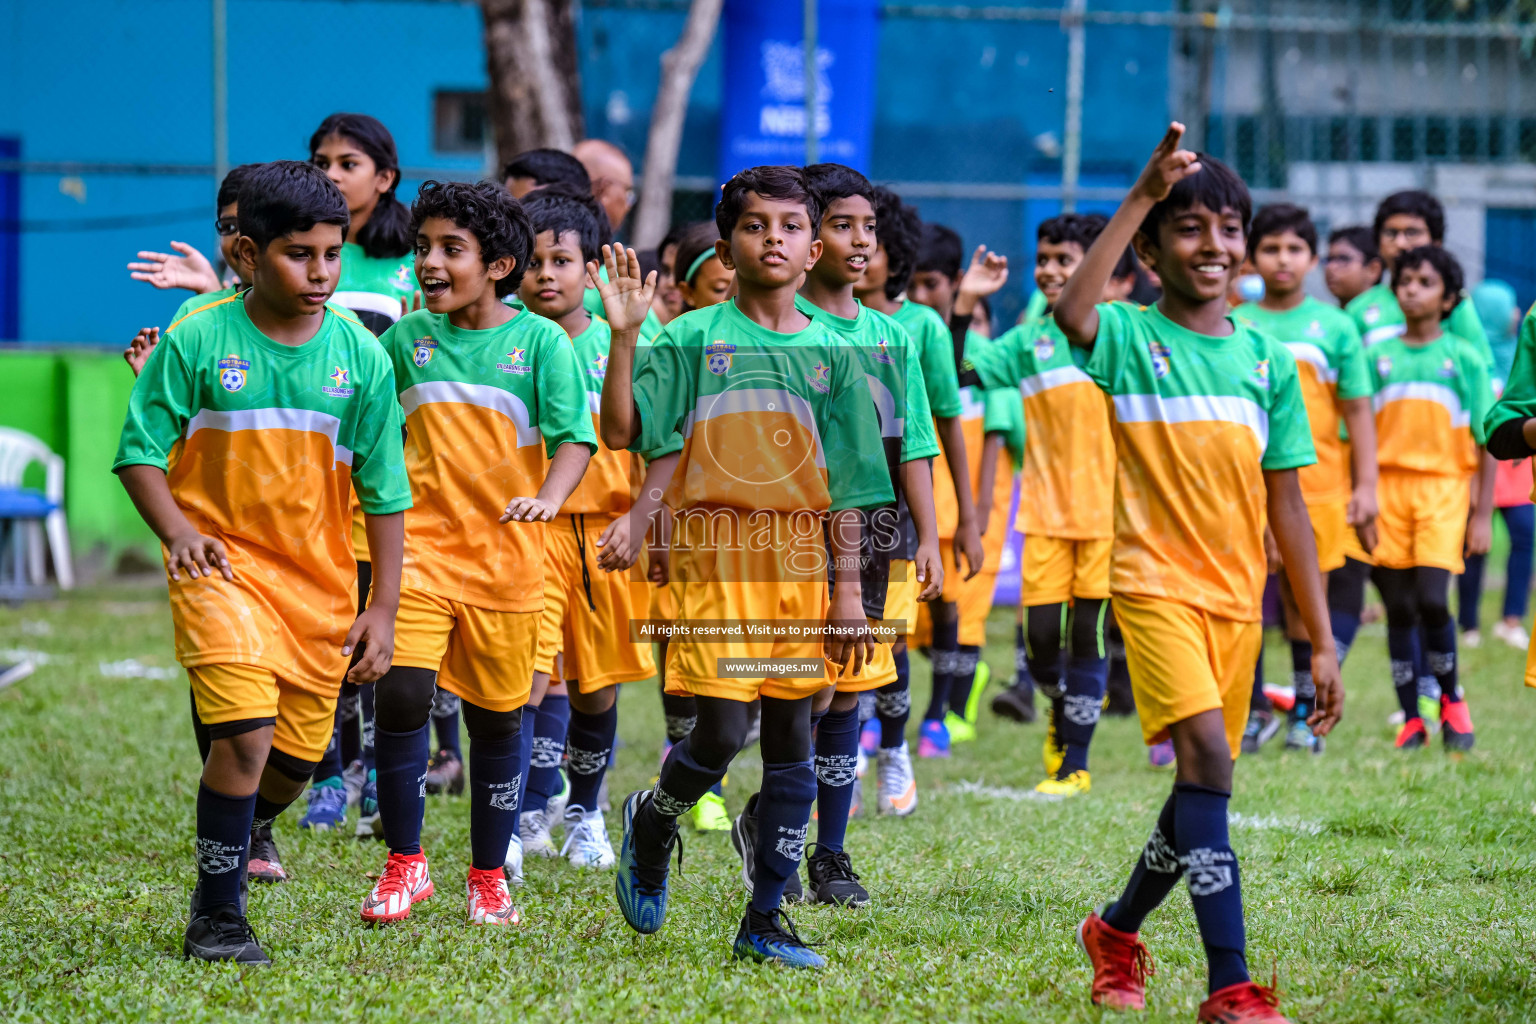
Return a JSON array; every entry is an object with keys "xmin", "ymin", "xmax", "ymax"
[
  {"xmin": 1148, "ymin": 341, "xmax": 1171, "ymax": 380},
  {"xmin": 1363, "ymin": 304, "xmax": 1381, "ymax": 325},
  {"xmin": 497, "ymin": 347, "xmax": 532, "ymax": 374},
  {"xmin": 705, "ymin": 340, "xmax": 735, "ymax": 376},
  {"xmin": 1034, "ymin": 335, "xmax": 1055, "ymax": 361},
  {"xmin": 1253, "ymin": 359, "xmax": 1270, "ymax": 388},
  {"xmin": 323, "ymin": 366, "xmax": 355, "ymax": 397},
  {"xmin": 590, "ymin": 352, "xmax": 609, "ymax": 379},
  {"xmin": 873, "ymin": 338, "xmax": 895, "ymax": 364},
  {"xmin": 392, "ymin": 264, "xmax": 414, "ymax": 292},
  {"xmin": 412, "ymin": 338, "xmax": 437, "ymax": 367},
  {"xmin": 1439, "ymin": 357, "xmax": 1457, "ymax": 379},
  {"xmin": 217, "ymin": 354, "xmax": 249, "ymax": 393},
  {"xmin": 1305, "ymin": 320, "xmax": 1325, "ymax": 339},
  {"xmin": 806, "ymin": 361, "xmax": 831, "ymax": 394},
  {"xmin": 1376, "ymin": 355, "xmax": 1393, "ymax": 380}
]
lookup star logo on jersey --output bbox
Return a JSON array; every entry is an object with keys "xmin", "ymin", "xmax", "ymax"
[
  {"xmin": 1363, "ymin": 304, "xmax": 1382, "ymax": 325},
  {"xmin": 323, "ymin": 366, "xmax": 355, "ymax": 397},
  {"xmin": 590, "ymin": 352, "xmax": 609, "ymax": 379},
  {"xmin": 806, "ymin": 361, "xmax": 831, "ymax": 394},
  {"xmin": 1439, "ymin": 357, "xmax": 1457, "ymax": 379},
  {"xmin": 1253, "ymin": 359, "xmax": 1270, "ymax": 388},
  {"xmin": 1148, "ymin": 341, "xmax": 1171, "ymax": 380},
  {"xmin": 412, "ymin": 338, "xmax": 437, "ymax": 367},
  {"xmin": 216, "ymin": 354, "xmax": 249, "ymax": 393},
  {"xmin": 873, "ymin": 338, "xmax": 895, "ymax": 364},
  {"xmin": 497, "ymin": 348, "xmax": 532, "ymax": 374},
  {"xmin": 705, "ymin": 340, "xmax": 736, "ymax": 376},
  {"xmin": 1306, "ymin": 320, "xmax": 1325, "ymax": 339},
  {"xmin": 392, "ymin": 264, "xmax": 414, "ymax": 291},
  {"xmin": 1376, "ymin": 355, "xmax": 1393, "ymax": 379},
  {"xmin": 1034, "ymin": 335, "xmax": 1055, "ymax": 361}
]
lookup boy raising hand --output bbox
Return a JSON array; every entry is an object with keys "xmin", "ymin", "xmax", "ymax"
[{"xmin": 1053, "ymin": 125, "xmax": 1341, "ymax": 1024}]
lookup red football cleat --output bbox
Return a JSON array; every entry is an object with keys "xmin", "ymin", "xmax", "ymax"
[
  {"xmin": 1440, "ymin": 696, "xmax": 1475, "ymax": 752},
  {"xmin": 1077, "ymin": 908, "xmax": 1155, "ymax": 1010},
  {"xmin": 1197, "ymin": 980, "xmax": 1290, "ymax": 1022},
  {"xmin": 1394, "ymin": 717, "xmax": 1429, "ymax": 749},
  {"xmin": 360, "ymin": 851, "xmax": 434, "ymax": 924}
]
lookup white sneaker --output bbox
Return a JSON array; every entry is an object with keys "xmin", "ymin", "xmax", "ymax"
[
  {"xmin": 1493, "ymin": 620, "xmax": 1530, "ymax": 650},
  {"xmin": 561, "ymin": 807, "xmax": 617, "ymax": 869},
  {"xmin": 546, "ymin": 768, "xmax": 571, "ymax": 823},
  {"xmin": 855, "ymin": 747, "xmax": 869, "ymax": 780},
  {"xmin": 504, "ymin": 832, "xmax": 525, "ymax": 886},
  {"xmin": 1462, "ymin": 628, "xmax": 1483, "ymax": 649},
  {"xmin": 520, "ymin": 808, "xmax": 559, "ymax": 859},
  {"xmin": 876, "ymin": 742, "xmax": 918, "ymax": 816},
  {"xmin": 342, "ymin": 759, "xmax": 366, "ymax": 810}
]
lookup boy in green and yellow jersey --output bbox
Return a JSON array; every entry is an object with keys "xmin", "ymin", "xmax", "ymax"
[
  {"xmin": 115, "ymin": 162, "xmax": 410, "ymax": 964},
  {"xmin": 1235, "ymin": 202, "xmax": 1378, "ymax": 755},
  {"xmin": 1054, "ymin": 127, "xmax": 1341, "ymax": 1024}
]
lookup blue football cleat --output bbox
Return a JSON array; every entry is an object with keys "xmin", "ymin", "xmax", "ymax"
[
  {"xmin": 732, "ymin": 908, "xmax": 826, "ymax": 969},
  {"xmin": 614, "ymin": 790, "xmax": 678, "ymax": 935},
  {"xmin": 299, "ymin": 779, "xmax": 348, "ymax": 831}
]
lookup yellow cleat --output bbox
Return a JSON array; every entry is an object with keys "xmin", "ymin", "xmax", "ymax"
[
  {"xmin": 944, "ymin": 711, "xmax": 977, "ymax": 744},
  {"xmin": 1043, "ymin": 714, "xmax": 1064, "ymax": 777},
  {"xmin": 686, "ymin": 790, "xmax": 731, "ymax": 832},
  {"xmin": 1034, "ymin": 770, "xmax": 1091, "ymax": 798}
]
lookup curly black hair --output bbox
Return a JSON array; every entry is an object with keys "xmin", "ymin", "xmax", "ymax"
[
  {"xmin": 871, "ymin": 185, "xmax": 921, "ymax": 301},
  {"xmin": 410, "ymin": 179, "xmax": 534, "ymax": 297},
  {"xmin": 520, "ymin": 182, "xmax": 605, "ymax": 263}
]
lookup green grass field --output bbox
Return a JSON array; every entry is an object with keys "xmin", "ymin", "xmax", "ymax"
[{"xmin": 3, "ymin": 580, "xmax": 1535, "ymax": 1023}]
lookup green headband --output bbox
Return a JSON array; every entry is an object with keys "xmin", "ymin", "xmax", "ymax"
[{"xmin": 684, "ymin": 247, "xmax": 717, "ymax": 284}]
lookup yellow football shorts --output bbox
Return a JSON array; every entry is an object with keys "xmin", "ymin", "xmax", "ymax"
[
  {"xmin": 392, "ymin": 586, "xmax": 538, "ymax": 713},
  {"xmin": 834, "ymin": 562, "xmax": 918, "ymax": 692},
  {"xmin": 1021, "ymin": 534, "xmax": 1112, "ymax": 607},
  {"xmin": 1306, "ymin": 499, "xmax": 1349, "ymax": 574},
  {"xmin": 1374, "ymin": 471, "xmax": 1471, "ymax": 573},
  {"xmin": 1112, "ymin": 592, "xmax": 1262, "ymax": 756},
  {"xmin": 534, "ymin": 514, "xmax": 657, "ymax": 693},
  {"xmin": 664, "ymin": 509, "xmax": 829, "ymax": 702},
  {"xmin": 188, "ymin": 664, "xmax": 337, "ymax": 762},
  {"xmin": 931, "ymin": 540, "xmax": 997, "ymax": 647}
]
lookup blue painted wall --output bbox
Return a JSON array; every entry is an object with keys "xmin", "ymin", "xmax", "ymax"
[{"xmin": 2, "ymin": 0, "xmax": 1171, "ymax": 345}]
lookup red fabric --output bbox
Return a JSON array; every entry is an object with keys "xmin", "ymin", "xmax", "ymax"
[{"xmin": 1493, "ymin": 457, "xmax": 1533, "ymax": 509}]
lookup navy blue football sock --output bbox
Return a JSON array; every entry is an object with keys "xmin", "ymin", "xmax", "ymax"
[
  {"xmin": 514, "ymin": 706, "xmax": 535, "ymax": 817},
  {"xmin": 1388, "ymin": 625, "xmax": 1420, "ymax": 720},
  {"xmin": 948, "ymin": 645, "xmax": 980, "ymax": 719},
  {"xmin": 1102, "ymin": 788, "xmax": 1181, "ymax": 933},
  {"xmin": 1174, "ymin": 783, "xmax": 1248, "ymax": 994},
  {"xmin": 660, "ymin": 691, "xmax": 698, "ymax": 744},
  {"xmin": 1329, "ymin": 608, "xmax": 1360, "ymax": 666},
  {"xmin": 313, "ymin": 708, "xmax": 345, "ymax": 784},
  {"xmin": 194, "ymin": 782, "xmax": 256, "ymax": 910},
  {"xmin": 375, "ymin": 724, "xmax": 430, "ymax": 855},
  {"xmin": 751, "ymin": 759, "xmax": 817, "ymax": 913},
  {"xmin": 1058, "ymin": 653, "xmax": 1108, "ymax": 776},
  {"xmin": 637, "ymin": 736, "xmax": 726, "ymax": 867},
  {"xmin": 430, "ymin": 687, "xmax": 462, "ymax": 760},
  {"xmin": 1412, "ymin": 628, "xmax": 1440, "ymax": 704},
  {"xmin": 1290, "ymin": 639, "xmax": 1314, "ymax": 722},
  {"xmin": 924, "ymin": 608, "xmax": 960, "ymax": 721},
  {"xmin": 565, "ymin": 703, "xmax": 618, "ymax": 814},
  {"xmin": 358, "ymin": 681, "xmax": 376, "ymax": 773},
  {"xmin": 876, "ymin": 651, "xmax": 911, "ymax": 748},
  {"xmin": 468, "ymin": 727, "xmax": 521, "ymax": 870},
  {"xmin": 252, "ymin": 792, "xmax": 297, "ymax": 831},
  {"xmin": 339, "ymin": 683, "xmax": 362, "ymax": 767},
  {"xmin": 525, "ymin": 694, "xmax": 570, "ymax": 813},
  {"xmin": 813, "ymin": 705, "xmax": 859, "ymax": 853},
  {"xmin": 1424, "ymin": 616, "xmax": 1461, "ymax": 701}
]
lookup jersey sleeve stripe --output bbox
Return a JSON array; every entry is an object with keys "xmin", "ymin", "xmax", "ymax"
[
  {"xmin": 1372, "ymin": 381, "xmax": 1470, "ymax": 427},
  {"xmin": 167, "ymin": 293, "xmax": 242, "ymax": 333},
  {"xmin": 685, "ymin": 387, "xmax": 828, "ymax": 469},
  {"xmin": 399, "ymin": 380, "xmax": 543, "ymax": 448},
  {"xmin": 1363, "ymin": 324, "xmax": 1407, "ymax": 348},
  {"xmin": 1020, "ymin": 364, "xmax": 1094, "ymax": 398},
  {"xmin": 1284, "ymin": 342, "xmax": 1339, "ymax": 383},
  {"xmin": 1113, "ymin": 392, "xmax": 1270, "ymax": 452}
]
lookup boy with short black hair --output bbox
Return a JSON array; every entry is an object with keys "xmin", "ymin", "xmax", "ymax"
[
  {"xmin": 598, "ymin": 165, "xmax": 891, "ymax": 967},
  {"xmin": 1054, "ymin": 127, "xmax": 1342, "ymax": 1023},
  {"xmin": 1324, "ymin": 225, "xmax": 1383, "ymax": 307},
  {"xmin": 361, "ymin": 179, "xmax": 596, "ymax": 927},
  {"xmin": 115, "ymin": 160, "xmax": 410, "ymax": 963},
  {"xmin": 1235, "ymin": 203, "xmax": 1377, "ymax": 755},
  {"xmin": 775, "ymin": 161, "xmax": 943, "ymax": 904},
  {"xmin": 956, "ymin": 212, "xmax": 1131, "ymax": 796},
  {"xmin": 514, "ymin": 186, "xmax": 679, "ymax": 870},
  {"xmin": 908, "ymin": 222, "xmax": 964, "ymax": 316},
  {"xmin": 502, "ymin": 148, "xmax": 592, "ymax": 198},
  {"xmin": 1349, "ymin": 191, "xmax": 1490, "ymax": 359},
  {"xmin": 1369, "ymin": 245, "xmax": 1493, "ymax": 751}
]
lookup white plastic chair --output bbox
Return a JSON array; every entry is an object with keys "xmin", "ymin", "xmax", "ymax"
[{"xmin": 0, "ymin": 427, "xmax": 75, "ymax": 591}]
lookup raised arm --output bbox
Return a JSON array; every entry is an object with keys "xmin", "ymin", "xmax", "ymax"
[
  {"xmin": 591, "ymin": 245, "xmax": 658, "ymax": 450},
  {"xmin": 1056, "ymin": 123, "xmax": 1201, "ymax": 348}
]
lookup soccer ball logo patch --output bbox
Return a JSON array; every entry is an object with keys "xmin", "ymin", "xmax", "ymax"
[
  {"xmin": 1034, "ymin": 335, "xmax": 1055, "ymax": 361},
  {"xmin": 1439, "ymin": 358, "xmax": 1457, "ymax": 379},
  {"xmin": 1253, "ymin": 359, "xmax": 1270, "ymax": 388},
  {"xmin": 1376, "ymin": 356, "xmax": 1393, "ymax": 380},
  {"xmin": 705, "ymin": 340, "xmax": 735, "ymax": 376},
  {"xmin": 217, "ymin": 354, "xmax": 249, "ymax": 392},
  {"xmin": 412, "ymin": 338, "xmax": 437, "ymax": 367},
  {"xmin": 1148, "ymin": 341, "xmax": 1171, "ymax": 380}
]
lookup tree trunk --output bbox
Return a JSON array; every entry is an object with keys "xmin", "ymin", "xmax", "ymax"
[
  {"xmin": 631, "ymin": 0, "xmax": 723, "ymax": 249},
  {"xmin": 480, "ymin": 0, "xmax": 585, "ymax": 173}
]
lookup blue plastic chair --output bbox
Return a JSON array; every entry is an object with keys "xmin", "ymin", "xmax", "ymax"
[{"xmin": 0, "ymin": 427, "xmax": 74, "ymax": 599}]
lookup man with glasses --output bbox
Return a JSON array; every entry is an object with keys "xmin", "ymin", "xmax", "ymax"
[
  {"xmin": 574, "ymin": 139, "xmax": 636, "ymax": 233},
  {"xmin": 1322, "ymin": 226, "xmax": 1384, "ymax": 309}
]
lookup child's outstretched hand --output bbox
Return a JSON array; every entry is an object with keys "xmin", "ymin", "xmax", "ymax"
[
  {"xmin": 343, "ymin": 604, "xmax": 395, "ymax": 683},
  {"xmin": 128, "ymin": 241, "xmax": 221, "ymax": 295},
  {"xmin": 165, "ymin": 529, "xmax": 233, "ymax": 582},
  {"xmin": 501, "ymin": 496, "xmax": 560, "ymax": 523},
  {"xmin": 1133, "ymin": 123, "xmax": 1202, "ymax": 203},
  {"xmin": 1309, "ymin": 645, "xmax": 1344, "ymax": 737},
  {"xmin": 596, "ymin": 511, "xmax": 644, "ymax": 571},
  {"xmin": 124, "ymin": 327, "xmax": 160, "ymax": 377},
  {"xmin": 958, "ymin": 245, "xmax": 1009, "ymax": 302},
  {"xmin": 588, "ymin": 245, "xmax": 658, "ymax": 336}
]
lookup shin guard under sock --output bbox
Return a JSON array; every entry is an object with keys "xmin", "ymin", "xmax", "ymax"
[
  {"xmin": 195, "ymin": 783, "xmax": 256, "ymax": 909},
  {"xmin": 1058, "ymin": 653, "xmax": 1108, "ymax": 776},
  {"xmin": 1290, "ymin": 639, "xmax": 1314, "ymax": 723},
  {"xmin": 526, "ymin": 694, "xmax": 571, "ymax": 813},
  {"xmin": 1387, "ymin": 625, "xmax": 1420, "ymax": 720},
  {"xmin": 468, "ymin": 728, "xmax": 522, "ymax": 870},
  {"xmin": 751, "ymin": 759, "xmax": 817, "ymax": 912},
  {"xmin": 948, "ymin": 645, "xmax": 980, "ymax": 720},
  {"xmin": 638, "ymin": 736, "xmax": 727, "ymax": 865},
  {"xmin": 566, "ymin": 703, "xmax": 619, "ymax": 813},
  {"xmin": 375, "ymin": 724, "xmax": 430, "ymax": 855},
  {"xmin": 1102, "ymin": 788, "xmax": 1181, "ymax": 933},
  {"xmin": 1174, "ymin": 782, "xmax": 1248, "ymax": 994},
  {"xmin": 812, "ymin": 706, "xmax": 859, "ymax": 853},
  {"xmin": 876, "ymin": 650, "xmax": 911, "ymax": 748}
]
